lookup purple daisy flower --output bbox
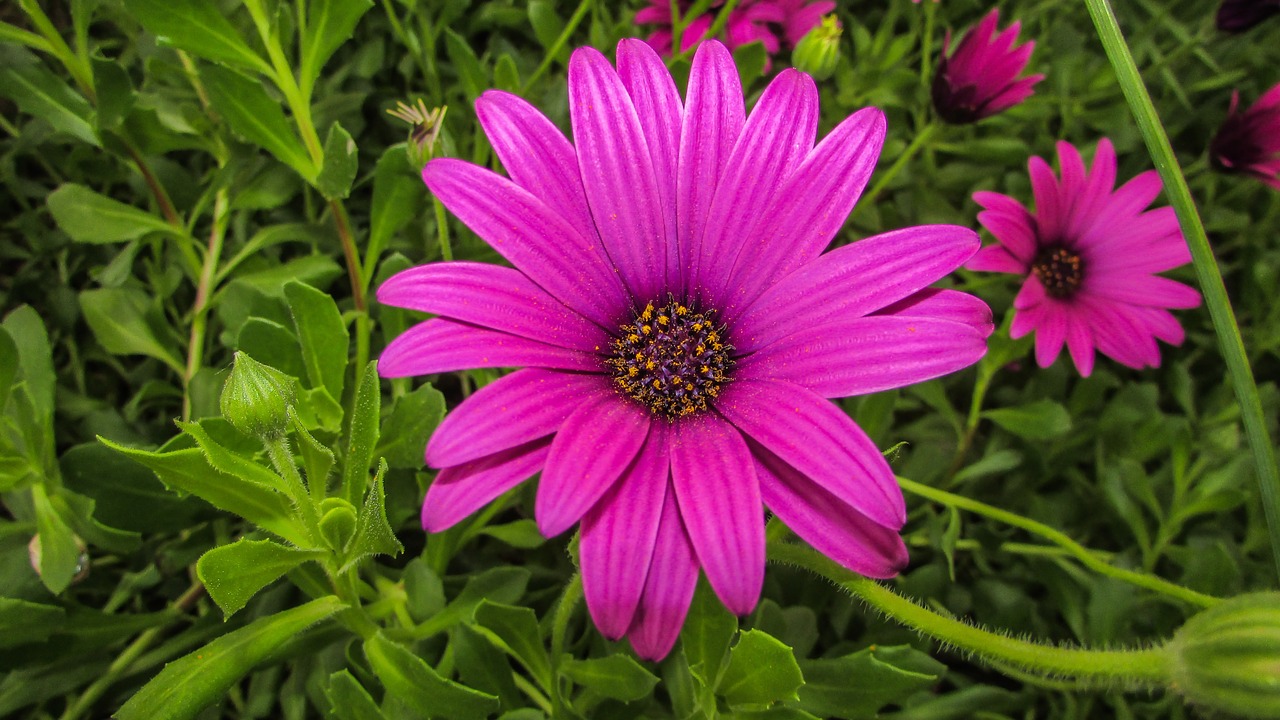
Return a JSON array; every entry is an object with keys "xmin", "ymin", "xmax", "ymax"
[
  {"xmin": 1211, "ymin": 83, "xmax": 1280, "ymax": 190},
  {"xmin": 932, "ymin": 9, "xmax": 1044, "ymax": 125},
  {"xmin": 1216, "ymin": 0, "xmax": 1280, "ymax": 32},
  {"xmin": 636, "ymin": 0, "xmax": 833, "ymax": 60},
  {"xmin": 967, "ymin": 139, "xmax": 1200, "ymax": 377},
  {"xmin": 379, "ymin": 39, "xmax": 991, "ymax": 660}
]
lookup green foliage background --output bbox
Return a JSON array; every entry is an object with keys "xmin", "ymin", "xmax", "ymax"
[{"xmin": 1, "ymin": 0, "xmax": 1279, "ymax": 718}]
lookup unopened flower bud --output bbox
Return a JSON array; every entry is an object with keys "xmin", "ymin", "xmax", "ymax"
[
  {"xmin": 220, "ymin": 352, "xmax": 295, "ymax": 440},
  {"xmin": 1166, "ymin": 592, "xmax": 1280, "ymax": 719},
  {"xmin": 792, "ymin": 15, "xmax": 842, "ymax": 81}
]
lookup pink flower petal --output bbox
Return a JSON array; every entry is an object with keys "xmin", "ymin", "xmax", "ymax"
[
  {"xmin": 626, "ymin": 488, "xmax": 698, "ymax": 661},
  {"xmin": 966, "ymin": 245, "xmax": 1026, "ymax": 274},
  {"xmin": 422, "ymin": 438, "xmax": 552, "ymax": 532},
  {"xmin": 1032, "ymin": 307, "xmax": 1068, "ymax": 368},
  {"xmin": 379, "ymin": 319, "xmax": 601, "ymax": 377},
  {"xmin": 876, "ymin": 288, "xmax": 996, "ymax": 337},
  {"xmin": 670, "ymin": 413, "xmax": 763, "ymax": 616},
  {"xmin": 1084, "ymin": 274, "xmax": 1201, "ymax": 309}
]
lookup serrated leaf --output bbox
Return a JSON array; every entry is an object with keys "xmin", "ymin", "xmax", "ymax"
[
  {"xmin": 78, "ymin": 288, "xmax": 184, "ymax": 373},
  {"xmin": 376, "ymin": 382, "xmax": 444, "ymax": 469},
  {"xmin": 284, "ymin": 280, "xmax": 348, "ymax": 401},
  {"xmin": 472, "ymin": 600, "xmax": 552, "ymax": 692},
  {"xmin": 680, "ymin": 580, "xmax": 737, "ymax": 686},
  {"xmin": 0, "ymin": 64, "xmax": 98, "ymax": 145},
  {"xmin": 326, "ymin": 670, "xmax": 387, "ymax": 720},
  {"xmin": 201, "ymin": 64, "xmax": 314, "ymax": 179},
  {"xmin": 364, "ymin": 633, "xmax": 500, "ymax": 720},
  {"xmin": 983, "ymin": 399, "xmax": 1072, "ymax": 440},
  {"xmin": 342, "ymin": 460, "xmax": 402, "ymax": 571},
  {"xmin": 124, "ymin": 0, "xmax": 272, "ymax": 74},
  {"xmin": 0, "ymin": 598, "xmax": 66, "ymax": 647},
  {"xmin": 101, "ymin": 439, "xmax": 309, "ymax": 546},
  {"xmin": 197, "ymin": 538, "xmax": 325, "ymax": 617},
  {"xmin": 316, "ymin": 121, "xmax": 358, "ymax": 199},
  {"xmin": 299, "ymin": 0, "xmax": 372, "ymax": 96},
  {"xmin": 797, "ymin": 645, "xmax": 945, "ymax": 719},
  {"xmin": 718, "ymin": 630, "xmax": 804, "ymax": 708},
  {"xmin": 342, "ymin": 361, "xmax": 380, "ymax": 505},
  {"xmin": 560, "ymin": 655, "xmax": 659, "ymax": 702},
  {"xmin": 116, "ymin": 597, "xmax": 345, "ymax": 720}
]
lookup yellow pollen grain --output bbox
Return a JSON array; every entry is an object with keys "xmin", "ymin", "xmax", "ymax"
[
  {"xmin": 641, "ymin": 325, "xmax": 652, "ymax": 335},
  {"xmin": 695, "ymin": 344, "xmax": 705, "ymax": 354},
  {"xmin": 657, "ymin": 315, "xmax": 669, "ymax": 326}
]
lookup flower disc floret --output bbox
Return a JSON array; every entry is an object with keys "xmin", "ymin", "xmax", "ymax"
[
  {"xmin": 608, "ymin": 300, "xmax": 734, "ymax": 418},
  {"xmin": 1030, "ymin": 246, "xmax": 1084, "ymax": 299}
]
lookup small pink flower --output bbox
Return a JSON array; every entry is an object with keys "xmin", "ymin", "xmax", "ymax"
[
  {"xmin": 1211, "ymin": 83, "xmax": 1280, "ymax": 190},
  {"xmin": 933, "ymin": 9, "xmax": 1043, "ymax": 124},
  {"xmin": 967, "ymin": 139, "xmax": 1200, "ymax": 376},
  {"xmin": 636, "ymin": 0, "xmax": 834, "ymax": 60}
]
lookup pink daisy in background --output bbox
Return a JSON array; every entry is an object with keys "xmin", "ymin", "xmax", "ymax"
[
  {"xmin": 1216, "ymin": 0, "xmax": 1280, "ymax": 32},
  {"xmin": 967, "ymin": 139, "xmax": 1200, "ymax": 376},
  {"xmin": 932, "ymin": 8, "xmax": 1043, "ymax": 124},
  {"xmin": 379, "ymin": 39, "xmax": 992, "ymax": 660},
  {"xmin": 636, "ymin": 0, "xmax": 834, "ymax": 59},
  {"xmin": 1210, "ymin": 82, "xmax": 1280, "ymax": 190}
]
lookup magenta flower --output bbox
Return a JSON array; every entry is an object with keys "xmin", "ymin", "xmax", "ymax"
[
  {"xmin": 967, "ymin": 139, "xmax": 1200, "ymax": 376},
  {"xmin": 378, "ymin": 39, "xmax": 991, "ymax": 660},
  {"xmin": 1210, "ymin": 83, "xmax": 1280, "ymax": 190},
  {"xmin": 636, "ymin": 0, "xmax": 833, "ymax": 59},
  {"xmin": 1216, "ymin": 0, "xmax": 1280, "ymax": 32},
  {"xmin": 932, "ymin": 9, "xmax": 1043, "ymax": 124}
]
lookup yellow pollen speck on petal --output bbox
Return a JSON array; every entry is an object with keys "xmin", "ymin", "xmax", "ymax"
[{"xmin": 908, "ymin": 326, "xmax": 917, "ymax": 333}]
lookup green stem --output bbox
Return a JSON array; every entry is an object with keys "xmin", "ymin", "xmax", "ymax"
[
  {"xmin": 861, "ymin": 122, "xmax": 939, "ymax": 209},
  {"xmin": 182, "ymin": 188, "xmax": 229, "ymax": 421},
  {"xmin": 522, "ymin": 0, "xmax": 592, "ymax": 93},
  {"xmin": 769, "ymin": 542, "xmax": 1173, "ymax": 685},
  {"xmin": 18, "ymin": 0, "xmax": 94, "ymax": 100},
  {"xmin": 265, "ymin": 436, "xmax": 322, "ymax": 540},
  {"xmin": 1083, "ymin": 0, "xmax": 1280, "ymax": 578},
  {"xmin": 433, "ymin": 196, "xmax": 453, "ymax": 261},
  {"xmin": 550, "ymin": 574, "xmax": 583, "ymax": 718},
  {"xmin": 898, "ymin": 476, "xmax": 1220, "ymax": 608},
  {"xmin": 919, "ymin": 0, "xmax": 937, "ymax": 95}
]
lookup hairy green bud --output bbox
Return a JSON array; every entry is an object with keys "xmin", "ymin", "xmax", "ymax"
[
  {"xmin": 220, "ymin": 352, "xmax": 296, "ymax": 440},
  {"xmin": 1167, "ymin": 592, "xmax": 1280, "ymax": 719},
  {"xmin": 792, "ymin": 15, "xmax": 842, "ymax": 82}
]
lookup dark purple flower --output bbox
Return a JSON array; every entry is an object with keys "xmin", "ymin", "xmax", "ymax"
[
  {"xmin": 1216, "ymin": 0, "xmax": 1280, "ymax": 32},
  {"xmin": 1211, "ymin": 83, "xmax": 1280, "ymax": 190},
  {"xmin": 379, "ymin": 39, "xmax": 991, "ymax": 660},
  {"xmin": 932, "ymin": 9, "xmax": 1044, "ymax": 124}
]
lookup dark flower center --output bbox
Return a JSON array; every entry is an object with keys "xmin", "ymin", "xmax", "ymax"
[
  {"xmin": 607, "ymin": 299, "xmax": 734, "ymax": 419},
  {"xmin": 1031, "ymin": 245, "xmax": 1085, "ymax": 299}
]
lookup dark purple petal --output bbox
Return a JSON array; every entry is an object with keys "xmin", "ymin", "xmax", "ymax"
[
  {"xmin": 427, "ymin": 369, "xmax": 610, "ymax": 468},
  {"xmin": 536, "ymin": 394, "xmax": 652, "ymax": 537},
  {"xmin": 626, "ymin": 487, "xmax": 699, "ymax": 661},
  {"xmin": 732, "ymin": 225, "xmax": 979, "ymax": 352},
  {"xmin": 379, "ymin": 319, "xmax": 601, "ymax": 377},
  {"xmin": 423, "ymin": 159, "xmax": 630, "ymax": 327},
  {"xmin": 422, "ymin": 438, "xmax": 552, "ymax": 532},
  {"xmin": 376, "ymin": 262, "xmax": 610, "ymax": 352},
  {"xmin": 581, "ymin": 422, "xmax": 670, "ymax": 639},
  {"xmin": 739, "ymin": 316, "xmax": 989, "ymax": 398},
  {"xmin": 752, "ymin": 441, "xmax": 908, "ymax": 578},
  {"xmin": 570, "ymin": 46, "xmax": 668, "ymax": 302},
  {"xmin": 670, "ymin": 414, "xmax": 763, "ymax": 616},
  {"xmin": 715, "ymin": 378, "xmax": 905, "ymax": 530}
]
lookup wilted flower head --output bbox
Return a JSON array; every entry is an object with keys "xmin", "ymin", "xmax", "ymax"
[
  {"xmin": 933, "ymin": 9, "xmax": 1043, "ymax": 124},
  {"xmin": 1210, "ymin": 83, "xmax": 1280, "ymax": 190},
  {"xmin": 637, "ymin": 0, "xmax": 834, "ymax": 60},
  {"xmin": 380, "ymin": 39, "xmax": 991, "ymax": 660},
  {"xmin": 1216, "ymin": 0, "xmax": 1280, "ymax": 32},
  {"xmin": 967, "ymin": 139, "xmax": 1200, "ymax": 376}
]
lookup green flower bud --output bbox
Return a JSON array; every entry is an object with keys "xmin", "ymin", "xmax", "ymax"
[
  {"xmin": 1167, "ymin": 592, "xmax": 1280, "ymax": 719},
  {"xmin": 220, "ymin": 352, "xmax": 296, "ymax": 440},
  {"xmin": 792, "ymin": 15, "xmax": 843, "ymax": 82},
  {"xmin": 319, "ymin": 497, "xmax": 358, "ymax": 554}
]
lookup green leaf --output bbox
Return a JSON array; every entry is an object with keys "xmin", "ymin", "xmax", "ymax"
[
  {"xmin": 342, "ymin": 361, "xmax": 381, "ymax": 505},
  {"xmin": 472, "ymin": 600, "xmax": 552, "ymax": 692},
  {"xmin": 0, "ymin": 326, "xmax": 17, "ymax": 414},
  {"xmin": 100, "ymin": 439, "xmax": 310, "ymax": 546},
  {"xmin": 560, "ymin": 655, "xmax": 659, "ymax": 702},
  {"xmin": 197, "ymin": 538, "xmax": 325, "ymax": 617},
  {"xmin": 376, "ymin": 382, "xmax": 444, "ymax": 469},
  {"xmin": 230, "ymin": 255, "xmax": 343, "ymax": 298},
  {"xmin": 364, "ymin": 633, "xmax": 500, "ymax": 720},
  {"xmin": 4, "ymin": 304, "xmax": 55, "ymax": 427},
  {"xmin": 177, "ymin": 420, "xmax": 284, "ymax": 491},
  {"xmin": 0, "ymin": 598, "xmax": 66, "ymax": 648},
  {"xmin": 326, "ymin": 670, "xmax": 388, "ymax": 720},
  {"xmin": 61, "ymin": 442, "xmax": 208, "ymax": 533},
  {"xmin": 450, "ymin": 624, "xmax": 523, "ymax": 708},
  {"xmin": 718, "ymin": 630, "xmax": 804, "ymax": 708},
  {"xmin": 417, "ymin": 567, "xmax": 531, "ymax": 638},
  {"xmin": 284, "ymin": 280, "xmax": 349, "ymax": 401},
  {"xmin": 680, "ymin": 580, "xmax": 737, "ymax": 686},
  {"xmin": 293, "ymin": 418, "xmax": 335, "ymax": 499},
  {"xmin": 478, "ymin": 519, "xmax": 545, "ymax": 549},
  {"xmin": 78, "ymin": 288, "xmax": 184, "ymax": 373},
  {"xmin": 91, "ymin": 58, "xmax": 135, "ymax": 130},
  {"xmin": 47, "ymin": 183, "xmax": 178, "ymax": 244},
  {"xmin": 123, "ymin": 0, "xmax": 273, "ymax": 74},
  {"xmin": 299, "ymin": 0, "xmax": 372, "ymax": 95},
  {"xmin": 32, "ymin": 484, "xmax": 82, "ymax": 595},
  {"xmin": 201, "ymin": 64, "xmax": 314, "ymax": 179},
  {"xmin": 342, "ymin": 460, "xmax": 402, "ymax": 571},
  {"xmin": 983, "ymin": 399, "xmax": 1073, "ymax": 441},
  {"xmin": 443, "ymin": 28, "xmax": 487, "ymax": 101},
  {"xmin": 527, "ymin": 1, "xmax": 566, "ymax": 60},
  {"xmin": 0, "ymin": 64, "xmax": 98, "ymax": 146},
  {"xmin": 732, "ymin": 41, "xmax": 767, "ymax": 85},
  {"xmin": 365, "ymin": 145, "xmax": 420, "ymax": 276},
  {"xmin": 796, "ymin": 645, "xmax": 945, "ymax": 719},
  {"xmin": 316, "ymin": 121, "xmax": 358, "ymax": 199},
  {"xmin": 116, "ymin": 597, "xmax": 345, "ymax": 720},
  {"xmin": 236, "ymin": 318, "xmax": 306, "ymax": 379}
]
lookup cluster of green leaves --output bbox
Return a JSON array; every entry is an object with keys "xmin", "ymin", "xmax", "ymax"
[{"xmin": 1, "ymin": 0, "xmax": 1279, "ymax": 718}]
